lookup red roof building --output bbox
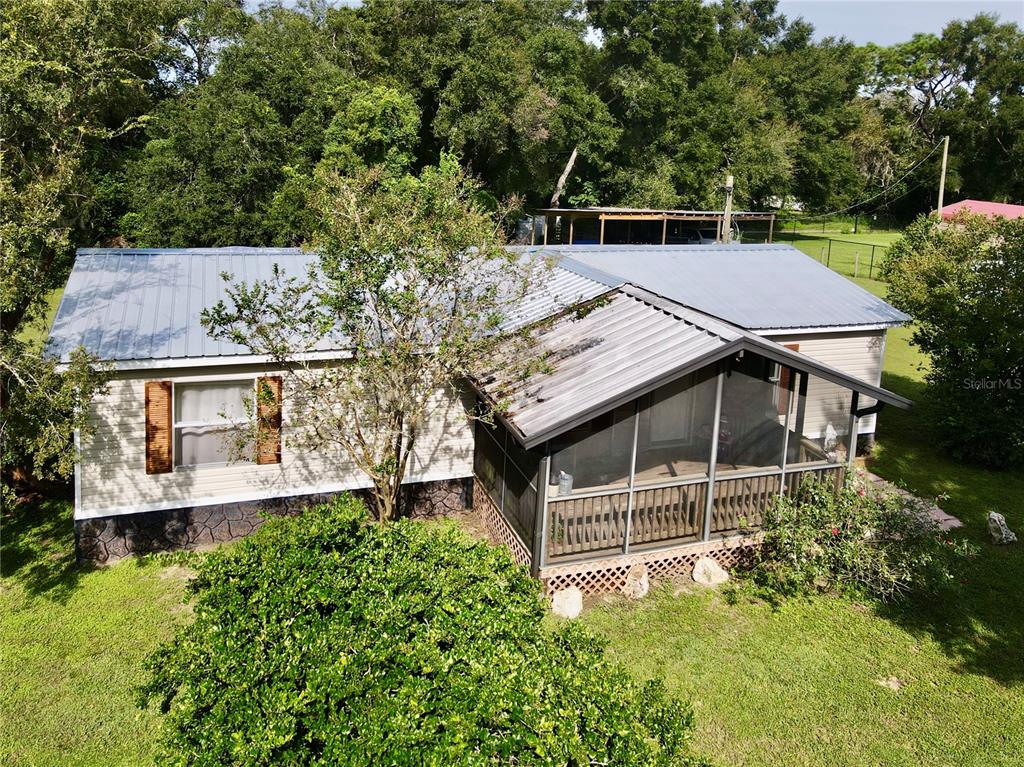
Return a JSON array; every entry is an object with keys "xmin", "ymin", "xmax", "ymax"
[{"xmin": 940, "ymin": 199, "xmax": 1024, "ymax": 220}]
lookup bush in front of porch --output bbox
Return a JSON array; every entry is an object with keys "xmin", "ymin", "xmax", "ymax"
[
  {"xmin": 140, "ymin": 494, "xmax": 710, "ymax": 766},
  {"xmin": 748, "ymin": 476, "xmax": 977, "ymax": 602}
]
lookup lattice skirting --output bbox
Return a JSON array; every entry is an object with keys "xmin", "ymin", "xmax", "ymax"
[
  {"xmin": 539, "ymin": 534, "xmax": 762, "ymax": 596},
  {"xmin": 476, "ymin": 490, "xmax": 532, "ymax": 569}
]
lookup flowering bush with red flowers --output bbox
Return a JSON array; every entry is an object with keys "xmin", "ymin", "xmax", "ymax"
[{"xmin": 750, "ymin": 476, "xmax": 977, "ymax": 602}]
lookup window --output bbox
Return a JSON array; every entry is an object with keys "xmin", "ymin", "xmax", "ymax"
[{"xmin": 173, "ymin": 380, "xmax": 254, "ymax": 468}]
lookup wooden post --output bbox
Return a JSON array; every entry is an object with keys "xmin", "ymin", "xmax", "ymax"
[
  {"xmin": 936, "ymin": 135, "xmax": 949, "ymax": 218},
  {"xmin": 661, "ymin": 216, "xmax": 667, "ymax": 245},
  {"xmin": 869, "ymin": 246, "xmax": 875, "ymax": 279},
  {"xmin": 722, "ymin": 175, "xmax": 735, "ymax": 243},
  {"xmin": 568, "ymin": 216, "xmax": 574, "ymax": 245},
  {"xmin": 703, "ymin": 364, "xmax": 725, "ymax": 541},
  {"xmin": 854, "ymin": 251, "xmax": 860, "ymax": 278},
  {"xmin": 716, "ymin": 217, "xmax": 723, "ymax": 243},
  {"xmin": 531, "ymin": 214, "xmax": 537, "ymax": 245},
  {"xmin": 827, "ymin": 239, "xmax": 832, "ymax": 267},
  {"xmin": 542, "ymin": 214, "xmax": 548, "ymax": 245},
  {"xmin": 767, "ymin": 215, "xmax": 775, "ymax": 243},
  {"xmin": 599, "ymin": 215, "xmax": 605, "ymax": 245},
  {"xmin": 622, "ymin": 401, "xmax": 641, "ymax": 554},
  {"xmin": 531, "ymin": 455, "xmax": 551, "ymax": 575}
]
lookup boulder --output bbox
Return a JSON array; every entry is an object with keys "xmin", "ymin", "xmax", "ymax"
[
  {"xmin": 550, "ymin": 586, "xmax": 583, "ymax": 619},
  {"xmin": 692, "ymin": 556, "xmax": 729, "ymax": 586},
  {"xmin": 621, "ymin": 563, "xmax": 650, "ymax": 600},
  {"xmin": 988, "ymin": 511, "xmax": 1018, "ymax": 545}
]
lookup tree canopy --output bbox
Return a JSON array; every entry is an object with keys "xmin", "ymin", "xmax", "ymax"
[{"xmin": 3, "ymin": 0, "xmax": 1023, "ymax": 495}]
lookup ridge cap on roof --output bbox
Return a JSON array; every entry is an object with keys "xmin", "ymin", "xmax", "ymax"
[{"xmin": 75, "ymin": 246, "xmax": 310, "ymax": 255}]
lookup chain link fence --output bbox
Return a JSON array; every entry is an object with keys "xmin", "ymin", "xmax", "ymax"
[{"xmin": 776, "ymin": 233, "xmax": 889, "ymax": 281}]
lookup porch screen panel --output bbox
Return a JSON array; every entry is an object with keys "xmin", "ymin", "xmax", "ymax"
[
  {"xmin": 717, "ymin": 352, "xmax": 787, "ymax": 473},
  {"xmin": 634, "ymin": 367, "xmax": 718, "ymax": 485},
  {"xmin": 785, "ymin": 372, "xmax": 853, "ymax": 469},
  {"xmin": 473, "ymin": 416, "xmax": 540, "ymax": 545},
  {"xmin": 548, "ymin": 405, "xmax": 636, "ymax": 496},
  {"xmin": 473, "ymin": 420, "xmax": 505, "ymax": 512}
]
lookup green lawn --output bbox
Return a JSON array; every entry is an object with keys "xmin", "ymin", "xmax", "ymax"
[
  {"xmin": 584, "ymin": 277, "xmax": 1024, "ymax": 766},
  {"xmin": 780, "ymin": 233, "xmax": 895, "ymax": 280},
  {"xmin": 0, "ymin": 500, "xmax": 190, "ymax": 766}
]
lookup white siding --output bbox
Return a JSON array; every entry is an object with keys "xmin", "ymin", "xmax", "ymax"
[
  {"xmin": 76, "ymin": 365, "xmax": 475, "ymax": 519},
  {"xmin": 764, "ymin": 330, "xmax": 886, "ymax": 439}
]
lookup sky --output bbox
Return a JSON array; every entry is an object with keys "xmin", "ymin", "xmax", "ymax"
[{"xmin": 777, "ymin": 0, "xmax": 1024, "ymax": 46}]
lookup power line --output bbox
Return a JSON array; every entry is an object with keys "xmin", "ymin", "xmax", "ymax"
[{"xmin": 802, "ymin": 138, "xmax": 945, "ymax": 221}]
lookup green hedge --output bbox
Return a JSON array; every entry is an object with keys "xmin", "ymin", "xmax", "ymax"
[{"xmin": 140, "ymin": 495, "xmax": 707, "ymax": 766}]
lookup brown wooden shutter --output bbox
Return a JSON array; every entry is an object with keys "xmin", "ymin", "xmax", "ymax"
[
  {"xmin": 145, "ymin": 381, "xmax": 173, "ymax": 474},
  {"xmin": 256, "ymin": 376, "xmax": 283, "ymax": 465},
  {"xmin": 778, "ymin": 344, "xmax": 800, "ymax": 416}
]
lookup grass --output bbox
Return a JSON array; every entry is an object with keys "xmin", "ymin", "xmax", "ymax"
[
  {"xmin": 780, "ymin": 233, "xmax": 896, "ymax": 280},
  {"xmin": 0, "ymin": 499, "xmax": 191, "ymax": 766},
  {"xmin": 584, "ymin": 276, "xmax": 1024, "ymax": 766}
]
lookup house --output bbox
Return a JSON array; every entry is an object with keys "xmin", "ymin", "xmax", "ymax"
[
  {"xmin": 48, "ymin": 244, "xmax": 911, "ymax": 590},
  {"xmin": 939, "ymin": 199, "xmax": 1024, "ymax": 221}
]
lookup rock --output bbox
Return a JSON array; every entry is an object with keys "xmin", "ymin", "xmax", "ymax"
[
  {"xmin": 551, "ymin": 587, "xmax": 583, "ymax": 619},
  {"xmin": 621, "ymin": 563, "xmax": 649, "ymax": 600},
  {"xmin": 988, "ymin": 511, "xmax": 1018, "ymax": 545},
  {"xmin": 692, "ymin": 556, "xmax": 729, "ymax": 586}
]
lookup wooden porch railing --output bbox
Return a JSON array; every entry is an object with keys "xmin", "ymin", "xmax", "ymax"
[{"xmin": 545, "ymin": 463, "xmax": 845, "ymax": 561}]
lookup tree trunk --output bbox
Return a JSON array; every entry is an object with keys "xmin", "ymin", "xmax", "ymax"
[{"xmin": 549, "ymin": 145, "xmax": 579, "ymax": 209}]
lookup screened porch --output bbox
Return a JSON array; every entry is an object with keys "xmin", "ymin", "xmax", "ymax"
[{"xmin": 474, "ymin": 351, "xmax": 855, "ymax": 570}]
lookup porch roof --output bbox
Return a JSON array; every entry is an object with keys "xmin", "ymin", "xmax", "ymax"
[{"xmin": 473, "ymin": 284, "xmax": 911, "ymax": 449}]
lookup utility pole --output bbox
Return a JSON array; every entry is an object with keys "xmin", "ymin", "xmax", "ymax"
[
  {"xmin": 936, "ymin": 135, "xmax": 949, "ymax": 218},
  {"xmin": 722, "ymin": 174, "xmax": 735, "ymax": 243}
]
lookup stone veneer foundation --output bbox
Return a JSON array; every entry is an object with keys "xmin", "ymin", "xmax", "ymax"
[{"xmin": 75, "ymin": 477, "xmax": 472, "ymax": 563}]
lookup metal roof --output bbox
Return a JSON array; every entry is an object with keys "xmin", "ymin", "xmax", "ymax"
[
  {"xmin": 48, "ymin": 248, "xmax": 611, "ymax": 364},
  {"xmin": 475, "ymin": 284, "xmax": 911, "ymax": 448},
  {"xmin": 536, "ymin": 207, "xmax": 774, "ymax": 219},
  {"xmin": 533, "ymin": 244, "xmax": 910, "ymax": 330},
  {"xmin": 940, "ymin": 199, "xmax": 1024, "ymax": 220}
]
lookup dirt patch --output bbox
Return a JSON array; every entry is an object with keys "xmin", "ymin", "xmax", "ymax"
[{"xmin": 876, "ymin": 676, "xmax": 904, "ymax": 691}]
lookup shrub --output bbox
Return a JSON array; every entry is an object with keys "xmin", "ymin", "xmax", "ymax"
[
  {"xmin": 140, "ymin": 495, "xmax": 707, "ymax": 766},
  {"xmin": 750, "ymin": 477, "xmax": 976, "ymax": 602},
  {"xmin": 882, "ymin": 213, "xmax": 1024, "ymax": 468}
]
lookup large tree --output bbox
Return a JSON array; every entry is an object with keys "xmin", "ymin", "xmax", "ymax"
[
  {"xmin": 202, "ymin": 158, "xmax": 538, "ymax": 520},
  {"xmin": 0, "ymin": 0, "xmax": 181, "ymax": 500},
  {"xmin": 883, "ymin": 213, "xmax": 1024, "ymax": 468}
]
